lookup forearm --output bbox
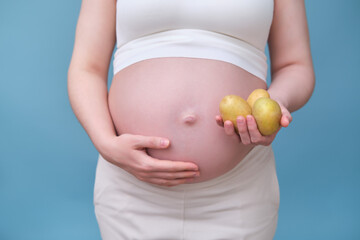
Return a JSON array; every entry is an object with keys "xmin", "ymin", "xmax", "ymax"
[
  {"xmin": 266, "ymin": 0, "xmax": 315, "ymax": 113},
  {"xmin": 67, "ymin": 69, "xmax": 116, "ymax": 153},
  {"xmin": 267, "ymin": 63, "xmax": 315, "ymax": 113}
]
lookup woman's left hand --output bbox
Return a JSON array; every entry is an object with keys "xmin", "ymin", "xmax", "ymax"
[{"xmin": 215, "ymin": 103, "xmax": 292, "ymax": 146}]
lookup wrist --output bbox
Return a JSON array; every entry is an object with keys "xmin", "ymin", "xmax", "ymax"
[
  {"xmin": 93, "ymin": 134, "xmax": 117, "ymax": 158},
  {"xmin": 267, "ymin": 90, "xmax": 290, "ymax": 111}
]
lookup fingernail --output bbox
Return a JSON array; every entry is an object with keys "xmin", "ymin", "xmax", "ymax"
[
  {"xmin": 160, "ymin": 139, "xmax": 169, "ymax": 147},
  {"xmin": 194, "ymin": 172, "xmax": 200, "ymax": 177},
  {"xmin": 246, "ymin": 115, "xmax": 252, "ymax": 121}
]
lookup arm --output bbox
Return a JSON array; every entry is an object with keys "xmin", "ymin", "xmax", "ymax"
[
  {"xmin": 68, "ymin": 0, "xmax": 117, "ymax": 153},
  {"xmin": 216, "ymin": 0, "xmax": 315, "ymax": 145},
  {"xmin": 68, "ymin": 0, "xmax": 199, "ymax": 186},
  {"xmin": 267, "ymin": 0, "xmax": 315, "ymax": 114}
]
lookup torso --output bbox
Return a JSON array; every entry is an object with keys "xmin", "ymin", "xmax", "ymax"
[
  {"xmin": 109, "ymin": 0, "xmax": 273, "ymax": 182},
  {"xmin": 108, "ymin": 57, "xmax": 267, "ymax": 182}
]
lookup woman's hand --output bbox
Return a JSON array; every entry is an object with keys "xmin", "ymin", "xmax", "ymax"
[
  {"xmin": 100, "ymin": 134, "xmax": 200, "ymax": 187},
  {"xmin": 215, "ymin": 103, "xmax": 292, "ymax": 146}
]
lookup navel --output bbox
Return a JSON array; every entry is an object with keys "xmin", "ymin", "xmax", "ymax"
[
  {"xmin": 183, "ymin": 115, "xmax": 197, "ymax": 124},
  {"xmin": 181, "ymin": 111, "xmax": 198, "ymax": 125}
]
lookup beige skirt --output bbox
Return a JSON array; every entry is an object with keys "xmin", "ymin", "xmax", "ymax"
[{"xmin": 94, "ymin": 145, "xmax": 280, "ymax": 240}]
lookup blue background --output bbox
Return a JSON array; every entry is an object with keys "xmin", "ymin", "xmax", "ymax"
[{"xmin": 1, "ymin": 0, "xmax": 359, "ymax": 239}]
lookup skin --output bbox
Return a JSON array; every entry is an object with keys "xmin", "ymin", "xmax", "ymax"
[
  {"xmin": 68, "ymin": 0, "xmax": 315, "ymax": 187},
  {"xmin": 108, "ymin": 57, "xmax": 266, "ymax": 183}
]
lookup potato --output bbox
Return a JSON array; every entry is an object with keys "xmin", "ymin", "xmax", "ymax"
[
  {"xmin": 219, "ymin": 95, "xmax": 252, "ymax": 132},
  {"xmin": 252, "ymin": 97, "xmax": 281, "ymax": 136},
  {"xmin": 247, "ymin": 89, "xmax": 270, "ymax": 108}
]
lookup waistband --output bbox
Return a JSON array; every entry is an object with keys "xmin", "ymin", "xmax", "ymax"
[
  {"xmin": 97, "ymin": 145, "xmax": 274, "ymax": 192},
  {"xmin": 113, "ymin": 29, "xmax": 268, "ymax": 81}
]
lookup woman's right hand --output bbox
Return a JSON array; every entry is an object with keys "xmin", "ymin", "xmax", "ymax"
[{"xmin": 100, "ymin": 134, "xmax": 200, "ymax": 187}]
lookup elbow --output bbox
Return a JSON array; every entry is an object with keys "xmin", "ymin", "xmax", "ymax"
[
  {"xmin": 67, "ymin": 61, "xmax": 83, "ymax": 104},
  {"xmin": 67, "ymin": 63, "xmax": 76, "ymax": 95},
  {"xmin": 298, "ymin": 64, "xmax": 316, "ymax": 110},
  {"xmin": 67, "ymin": 64, "xmax": 76, "ymax": 106},
  {"xmin": 307, "ymin": 64, "xmax": 316, "ymax": 101},
  {"xmin": 67, "ymin": 60, "xmax": 76, "ymax": 88}
]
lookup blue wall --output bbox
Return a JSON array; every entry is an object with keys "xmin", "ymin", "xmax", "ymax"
[{"xmin": 1, "ymin": 0, "xmax": 359, "ymax": 239}]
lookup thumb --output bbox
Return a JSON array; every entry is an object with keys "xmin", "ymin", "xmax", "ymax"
[
  {"xmin": 278, "ymin": 103, "xmax": 292, "ymax": 128},
  {"xmin": 280, "ymin": 112, "xmax": 292, "ymax": 128},
  {"xmin": 132, "ymin": 135, "xmax": 170, "ymax": 150}
]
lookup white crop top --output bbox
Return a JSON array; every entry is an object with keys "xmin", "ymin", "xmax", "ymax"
[{"xmin": 113, "ymin": 0, "xmax": 274, "ymax": 81}]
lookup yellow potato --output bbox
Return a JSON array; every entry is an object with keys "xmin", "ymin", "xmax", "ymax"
[
  {"xmin": 247, "ymin": 89, "xmax": 270, "ymax": 108},
  {"xmin": 219, "ymin": 95, "xmax": 252, "ymax": 132},
  {"xmin": 252, "ymin": 97, "xmax": 281, "ymax": 136}
]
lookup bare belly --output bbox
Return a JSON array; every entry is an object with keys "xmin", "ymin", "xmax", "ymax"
[{"xmin": 108, "ymin": 57, "xmax": 267, "ymax": 182}]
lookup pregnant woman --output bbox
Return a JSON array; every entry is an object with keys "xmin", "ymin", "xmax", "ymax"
[{"xmin": 68, "ymin": 0, "xmax": 315, "ymax": 239}]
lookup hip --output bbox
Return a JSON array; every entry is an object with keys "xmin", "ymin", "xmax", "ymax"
[{"xmin": 94, "ymin": 145, "xmax": 280, "ymax": 239}]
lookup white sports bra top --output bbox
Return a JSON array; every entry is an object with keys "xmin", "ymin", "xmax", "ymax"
[{"xmin": 114, "ymin": 0, "xmax": 274, "ymax": 81}]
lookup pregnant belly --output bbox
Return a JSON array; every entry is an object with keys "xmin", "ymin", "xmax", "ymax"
[{"xmin": 108, "ymin": 58, "xmax": 267, "ymax": 182}]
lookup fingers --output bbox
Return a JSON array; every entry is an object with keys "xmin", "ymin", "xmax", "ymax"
[
  {"xmin": 279, "ymin": 104, "xmax": 292, "ymax": 128},
  {"xmin": 247, "ymin": 115, "xmax": 278, "ymax": 146},
  {"xmin": 139, "ymin": 177, "xmax": 196, "ymax": 187},
  {"xmin": 128, "ymin": 135, "xmax": 199, "ymax": 171},
  {"xmin": 132, "ymin": 158, "xmax": 200, "ymax": 187},
  {"xmin": 224, "ymin": 120, "xmax": 236, "ymax": 135},
  {"xmin": 215, "ymin": 116, "xmax": 237, "ymax": 136},
  {"xmin": 235, "ymin": 115, "xmax": 276, "ymax": 146},
  {"xmin": 236, "ymin": 116, "xmax": 251, "ymax": 145},
  {"xmin": 117, "ymin": 134, "xmax": 201, "ymax": 187},
  {"xmin": 215, "ymin": 115, "xmax": 224, "ymax": 127},
  {"xmin": 281, "ymin": 113, "xmax": 292, "ymax": 128},
  {"xmin": 140, "ymin": 156, "xmax": 199, "ymax": 172},
  {"xmin": 246, "ymin": 115, "xmax": 264, "ymax": 144},
  {"xmin": 131, "ymin": 135, "xmax": 170, "ymax": 150},
  {"xmin": 281, "ymin": 116, "xmax": 289, "ymax": 128},
  {"xmin": 150, "ymin": 171, "xmax": 200, "ymax": 180},
  {"xmin": 216, "ymin": 115, "xmax": 254, "ymax": 143},
  {"xmin": 137, "ymin": 170, "xmax": 199, "ymax": 183}
]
